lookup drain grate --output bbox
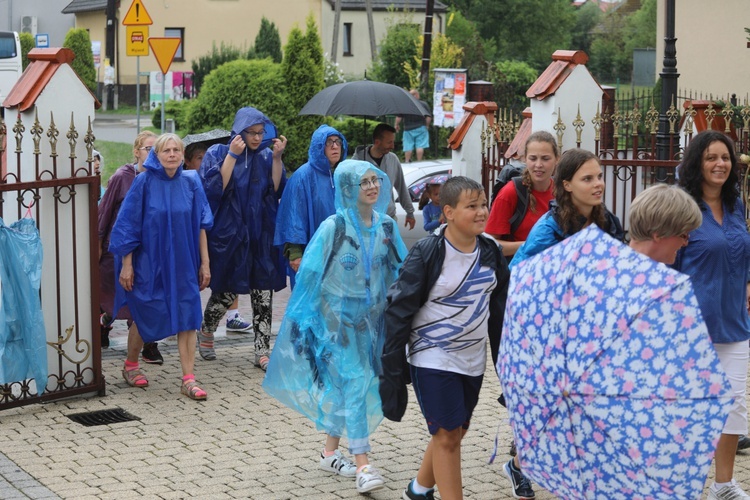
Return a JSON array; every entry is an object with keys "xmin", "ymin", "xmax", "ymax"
[{"xmin": 67, "ymin": 408, "xmax": 141, "ymax": 427}]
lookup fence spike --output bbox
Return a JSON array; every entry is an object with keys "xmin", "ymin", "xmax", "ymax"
[
  {"xmin": 47, "ymin": 111, "xmax": 59, "ymax": 158},
  {"xmin": 67, "ymin": 112, "xmax": 78, "ymax": 161}
]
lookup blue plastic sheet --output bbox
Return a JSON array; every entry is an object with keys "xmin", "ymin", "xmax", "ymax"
[{"xmin": 0, "ymin": 217, "xmax": 47, "ymax": 394}]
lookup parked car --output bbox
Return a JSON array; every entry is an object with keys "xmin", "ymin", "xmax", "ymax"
[{"xmin": 393, "ymin": 159, "xmax": 452, "ymax": 249}]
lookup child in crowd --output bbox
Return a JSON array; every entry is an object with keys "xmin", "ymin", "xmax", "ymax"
[
  {"xmin": 380, "ymin": 176, "xmax": 510, "ymax": 500},
  {"xmin": 263, "ymin": 160, "xmax": 407, "ymax": 494},
  {"xmin": 419, "ymin": 183, "xmax": 443, "ymax": 232}
]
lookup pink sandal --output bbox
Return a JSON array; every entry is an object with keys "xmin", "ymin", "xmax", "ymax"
[
  {"xmin": 181, "ymin": 379, "xmax": 207, "ymax": 400},
  {"xmin": 122, "ymin": 366, "xmax": 149, "ymax": 387}
]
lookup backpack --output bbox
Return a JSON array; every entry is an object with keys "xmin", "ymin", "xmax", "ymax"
[{"xmin": 490, "ymin": 164, "xmax": 530, "ymax": 236}]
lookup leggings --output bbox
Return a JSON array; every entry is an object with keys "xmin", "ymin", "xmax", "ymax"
[{"xmin": 201, "ymin": 290, "xmax": 273, "ymax": 356}]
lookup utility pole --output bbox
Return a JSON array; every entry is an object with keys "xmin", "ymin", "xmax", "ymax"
[
  {"xmin": 656, "ymin": 0, "xmax": 678, "ymax": 181},
  {"xmin": 420, "ymin": 0, "xmax": 435, "ymax": 95},
  {"xmin": 331, "ymin": 0, "xmax": 342, "ymax": 63},
  {"xmin": 365, "ymin": 0, "xmax": 376, "ymax": 61},
  {"xmin": 105, "ymin": 0, "xmax": 116, "ymax": 67}
]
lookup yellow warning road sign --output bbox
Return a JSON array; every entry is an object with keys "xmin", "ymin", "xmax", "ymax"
[
  {"xmin": 149, "ymin": 38, "xmax": 181, "ymax": 74},
  {"xmin": 123, "ymin": 0, "xmax": 153, "ymax": 26},
  {"xmin": 126, "ymin": 26, "xmax": 149, "ymax": 56}
]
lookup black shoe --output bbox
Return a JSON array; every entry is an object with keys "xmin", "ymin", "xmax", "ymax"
[
  {"xmin": 510, "ymin": 440, "xmax": 517, "ymax": 457},
  {"xmin": 100, "ymin": 313, "xmax": 112, "ymax": 348},
  {"xmin": 402, "ymin": 479, "xmax": 435, "ymax": 499},
  {"xmin": 738, "ymin": 435, "xmax": 750, "ymax": 453},
  {"xmin": 503, "ymin": 459, "xmax": 535, "ymax": 499},
  {"xmin": 142, "ymin": 342, "xmax": 164, "ymax": 364}
]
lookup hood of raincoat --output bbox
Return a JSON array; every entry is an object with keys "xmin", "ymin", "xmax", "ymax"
[
  {"xmin": 308, "ymin": 125, "xmax": 347, "ymax": 175},
  {"xmin": 334, "ymin": 160, "xmax": 391, "ymax": 215},
  {"xmin": 143, "ymin": 148, "xmax": 183, "ymax": 180},
  {"xmin": 231, "ymin": 107, "xmax": 277, "ymax": 152}
]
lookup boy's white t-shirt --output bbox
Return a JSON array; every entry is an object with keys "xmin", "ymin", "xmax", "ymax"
[{"xmin": 406, "ymin": 240, "xmax": 497, "ymax": 377}]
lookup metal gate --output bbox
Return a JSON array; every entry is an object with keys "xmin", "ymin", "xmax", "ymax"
[{"xmin": 1, "ymin": 110, "xmax": 105, "ymax": 410}]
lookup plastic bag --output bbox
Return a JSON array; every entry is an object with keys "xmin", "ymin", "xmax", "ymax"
[{"xmin": 0, "ymin": 217, "xmax": 47, "ymax": 394}]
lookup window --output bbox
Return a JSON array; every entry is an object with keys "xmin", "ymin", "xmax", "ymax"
[
  {"xmin": 164, "ymin": 28, "xmax": 184, "ymax": 61},
  {"xmin": 343, "ymin": 23, "xmax": 352, "ymax": 57}
]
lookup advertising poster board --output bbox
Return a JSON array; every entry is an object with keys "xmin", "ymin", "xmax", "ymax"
[{"xmin": 432, "ymin": 69, "xmax": 467, "ymax": 127}]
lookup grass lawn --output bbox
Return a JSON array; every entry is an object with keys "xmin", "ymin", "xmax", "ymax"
[{"xmin": 96, "ymin": 141, "xmax": 134, "ymax": 185}]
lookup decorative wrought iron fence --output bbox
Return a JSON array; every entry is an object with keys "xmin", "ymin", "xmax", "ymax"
[
  {"xmin": 0, "ymin": 109, "xmax": 105, "ymax": 410},
  {"xmin": 481, "ymin": 96, "xmax": 750, "ymax": 233}
]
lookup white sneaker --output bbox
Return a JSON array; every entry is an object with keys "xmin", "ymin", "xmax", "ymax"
[
  {"xmin": 356, "ymin": 465, "xmax": 385, "ymax": 493},
  {"xmin": 708, "ymin": 480, "xmax": 750, "ymax": 499},
  {"xmin": 319, "ymin": 450, "xmax": 357, "ymax": 477}
]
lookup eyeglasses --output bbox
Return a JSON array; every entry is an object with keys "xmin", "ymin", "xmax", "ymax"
[
  {"xmin": 326, "ymin": 138, "xmax": 343, "ymax": 147},
  {"xmin": 359, "ymin": 177, "xmax": 383, "ymax": 190},
  {"xmin": 243, "ymin": 130, "xmax": 265, "ymax": 138},
  {"xmin": 138, "ymin": 146, "xmax": 153, "ymax": 151}
]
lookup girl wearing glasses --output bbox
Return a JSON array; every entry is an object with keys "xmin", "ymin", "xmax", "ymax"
[
  {"xmin": 264, "ymin": 160, "xmax": 407, "ymax": 494},
  {"xmin": 198, "ymin": 107, "xmax": 287, "ymax": 371}
]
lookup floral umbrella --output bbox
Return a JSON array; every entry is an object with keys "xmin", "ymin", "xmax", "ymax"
[{"xmin": 498, "ymin": 226, "xmax": 733, "ymax": 500}]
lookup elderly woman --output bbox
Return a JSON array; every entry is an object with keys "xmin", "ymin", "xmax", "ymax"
[
  {"xmin": 109, "ymin": 133, "xmax": 213, "ymax": 400},
  {"xmin": 674, "ymin": 130, "xmax": 750, "ymax": 500},
  {"xmin": 628, "ymin": 184, "xmax": 701, "ymax": 264}
]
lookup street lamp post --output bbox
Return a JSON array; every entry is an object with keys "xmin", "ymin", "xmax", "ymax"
[{"xmin": 656, "ymin": 0, "xmax": 678, "ymax": 180}]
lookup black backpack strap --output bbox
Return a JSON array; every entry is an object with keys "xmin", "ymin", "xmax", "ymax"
[{"xmin": 508, "ymin": 177, "xmax": 529, "ymax": 236}]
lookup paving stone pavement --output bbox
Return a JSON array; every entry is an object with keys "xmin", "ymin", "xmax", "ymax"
[{"xmin": 1, "ymin": 285, "xmax": 750, "ymax": 499}]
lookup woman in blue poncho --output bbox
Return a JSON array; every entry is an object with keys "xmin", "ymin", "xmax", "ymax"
[
  {"xmin": 263, "ymin": 160, "xmax": 407, "ymax": 494},
  {"xmin": 110, "ymin": 133, "xmax": 213, "ymax": 400}
]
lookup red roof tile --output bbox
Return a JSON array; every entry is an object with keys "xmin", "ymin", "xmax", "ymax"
[
  {"xmin": 448, "ymin": 101, "xmax": 498, "ymax": 150},
  {"xmin": 505, "ymin": 108, "xmax": 533, "ymax": 159},
  {"xmin": 526, "ymin": 50, "xmax": 589, "ymax": 100},
  {"xmin": 3, "ymin": 48, "xmax": 100, "ymax": 111}
]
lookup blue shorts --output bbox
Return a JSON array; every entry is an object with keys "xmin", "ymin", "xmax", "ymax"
[
  {"xmin": 410, "ymin": 365, "xmax": 484, "ymax": 435},
  {"xmin": 403, "ymin": 126, "xmax": 429, "ymax": 151}
]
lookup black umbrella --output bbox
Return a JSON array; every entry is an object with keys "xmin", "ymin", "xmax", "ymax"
[
  {"xmin": 299, "ymin": 80, "xmax": 430, "ymax": 118},
  {"xmin": 299, "ymin": 80, "xmax": 430, "ymax": 146}
]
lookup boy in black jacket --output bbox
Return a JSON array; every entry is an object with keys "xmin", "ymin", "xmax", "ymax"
[{"xmin": 380, "ymin": 176, "xmax": 510, "ymax": 500}]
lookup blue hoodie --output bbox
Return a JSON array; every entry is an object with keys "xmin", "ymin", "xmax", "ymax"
[
  {"xmin": 110, "ymin": 148, "xmax": 213, "ymax": 342},
  {"xmin": 200, "ymin": 107, "xmax": 287, "ymax": 292},
  {"xmin": 274, "ymin": 125, "xmax": 347, "ymax": 251}
]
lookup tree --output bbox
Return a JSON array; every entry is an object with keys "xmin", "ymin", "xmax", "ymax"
[
  {"xmin": 281, "ymin": 15, "xmax": 326, "ymax": 169},
  {"xmin": 588, "ymin": 9, "xmax": 632, "ymax": 83},
  {"xmin": 624, "ymin": 0, "xmax": 657, "ymax": 54},
  {"xmin": 489, "ymin": 60, "xmax": 537, "ymax": 114},
  {"xmin": 445, "ymin": 9, "xmax": 487, "ymax": 80},
  {"xmin": 405, "ymin": 33, "xmax": 463, "ymax": 94},
  {"xmin": 371, "ymin": 23, "xmax": 420, "ymax": 87},
  {"xmin": 249, "ymin": 17, "xmax": 283, "ymax": 63},
  {"xmin": 468, "ymin": 0, "xmax": 575, "ymax": 71},
  {"xmin": 571, "ymin": 2, "xmax": 601, "ymax": 56},
  {"xmin": 191, "ymin": 42, "xmax": 245, "ymax": 93},
  {"xmin": 19, "ymin": 32, "xmax": 35, "ymax": 70},
  {"xmin": 62, "ymin": 28, "xmax": 97, "ymax": 93}
]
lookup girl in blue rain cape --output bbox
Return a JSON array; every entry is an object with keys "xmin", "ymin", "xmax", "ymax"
[{"xmin": 263, "ymin": 160, "xmax": 407, "ymax": 491}]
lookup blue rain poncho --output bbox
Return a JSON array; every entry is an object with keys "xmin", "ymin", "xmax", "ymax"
[
  {"xmin": 263, "ymin": 160, "xmax": 407, "ymax": 446},
  {"xmin": 109, "ymin": 150, "xmax": 213, "ymax": 343},
  {"xmin": 200, "ymin": 107, "xmax": 287, "ymax": 293},
  {"xmin": 0, "ymin": 218, "xmax": 47, "ymax": 394},
  {"xmin": 274, "ymin": 125, "xmax": 348, "ymax": 249}
]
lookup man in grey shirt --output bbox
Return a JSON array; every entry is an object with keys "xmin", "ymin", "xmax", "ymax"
[{"xmin": 353, "ymin": 123, "xmax": 416, "ymax": 230}]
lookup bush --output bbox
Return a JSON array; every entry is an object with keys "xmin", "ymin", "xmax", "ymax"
[
  {"xmin": 191, "ymin": 42, "xmax": 245, "ymax": 93},
  {"xmin": 151, "ymin": 99, "xmax": 194, "ymax": 130},
  {"xmin": 371, "ymin": 23, "xmax": 420, "ymax": 88},
  {"xmin": 249, "ymin": 17, "xmax": 283, "ymax": 63},
  {"xmin": 185, "ymin": 59, "xmax": 293, "ymax": 136},
  {"xmin": 489, "ymin": 60, "xmax": 538, "ymax": 114},
  {"xmin": 329, "ymin": 117, "xmax": 377, "ymax": 152},
  {"xmin": 19, "ymin": 32, "xmax": 34, "ymax": 70},
  {"xmin": 62, "ymin": 28, "xmax": 97, "ymax": 93}
]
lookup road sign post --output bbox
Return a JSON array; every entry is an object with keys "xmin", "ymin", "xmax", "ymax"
[{"xmin": 122, "ymin": 0, "xmax": 153, "ymax": 133}]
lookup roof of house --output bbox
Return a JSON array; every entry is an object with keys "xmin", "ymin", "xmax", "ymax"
[
  {"xmin": 3, "ymin": 48, "xmax": 101, "ymax": 111},
  {"xmin": 324, "ymin": 0, "xmax": 448, "ymax": 12},
  {"xmin": 62, "ymin": 0, "xmax": 107, "ymax": 14},
  {"xmin": 525, "ymin": 50, "xmax": 592, "ymax": 100}
]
